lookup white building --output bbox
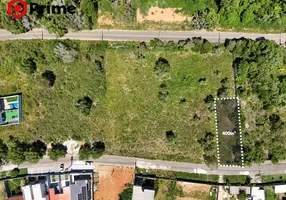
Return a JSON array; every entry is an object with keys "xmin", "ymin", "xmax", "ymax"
[
  {"xmin": 22, "ymin": 181, "xmax": 49, "ymax": 200},
  {"xmin": 251, "ymin": 187, "xmax": 265, "ymax": 200},
  {"xmin": 132, "ymin": 185, "xmax": 155, "ymax": 200},
  {"xmin": 274, "ymin": 185, "xmax": 286, "ymax": 194}
]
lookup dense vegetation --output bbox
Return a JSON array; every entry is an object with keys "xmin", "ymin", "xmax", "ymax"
[
  {"xmin": 1, "ymin": 0, "xmax": 286, "ymax": 35},
  {"xmin": 0, "ymin": 38, "xmax": 285, "ymax": 166},
  {"xmin": 226, "ymin": 39, "xmax": 286, "ymax": 165},
  {"xmin": 118, "ymin": 184, "xmax": 133, "ymax": 200},
  {"xmin": 101, "ymin": 0, "xmax": 286, "ymax": 32},
  {"xmin": 0, "ymin": 0, "xmax": 98, "ymax": 36}
]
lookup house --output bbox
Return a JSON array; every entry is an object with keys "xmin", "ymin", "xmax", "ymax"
[
  {"xmin": 274, "ymin": 185, "xmax": 286, "ymax": 194},
  {"xmin": 0, "ymin": 94, "xmax": 22, "ymax": 126},
  {"xmin": 22, "ymin": 180, "xmax": 49, "ymax": 200},
  {"xmin": 70, "ymin": 180, "xmax": 89, "ymax": 200},
  {"xmin": 49, "ymin": 173, "xmax": 92, "ymax": 200},
  {"xmin": 251, "ymin": 187, "xmax": 265, "ymax": 200},
  {"xmin": 132, "ymin": 177, "xmax": 155, "ymax": 200},
  {"xmin": 229, "ymin": 186, "xmax": 239, "ymax": 195},
  {"xmin": 49, "ymin": 187, "xmax": 70, "ymax": 200}
]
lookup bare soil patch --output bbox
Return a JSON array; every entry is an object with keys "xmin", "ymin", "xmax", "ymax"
[
  {"xmin": 94, "ymin": 166, "xmax": 135, "ymax": 200},
  {"xmin": 98, "ymin": 11, "xmax": 114, "ymax": 26},
  {"xmin": 137, "ymin": 7, "xmax": 191, "ymax": 23},
  {"xmin": 177, "ymin": 182, "xmax": 211, "ymax": 200}
]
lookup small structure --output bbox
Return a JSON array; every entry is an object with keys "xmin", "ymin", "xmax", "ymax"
[
  {"xmin": 274, "ymin": 185, "xmax": 286, "ymax": 194},
  {"xmin": 22, "ymin": 180, "xmax": 48, "ymax": 200},
  {"xmin": 251, "ymin": 187, "xmax": 265, "ymax": 200},
  {"xmin": 229, "ymin": 186, "xmax": 239, "ymax": 195},
  {"xmin": 132, "ymin": 177, "xmax": 155, "ymax": 200},
  {"xmin": 0, "ymin": 94, "xmax": 22, "ymax": 126}
]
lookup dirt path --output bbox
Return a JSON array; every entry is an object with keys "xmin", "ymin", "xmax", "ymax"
[{"xmin": 94, "ymin": 166, "xmax": 135, "ymax": 200}]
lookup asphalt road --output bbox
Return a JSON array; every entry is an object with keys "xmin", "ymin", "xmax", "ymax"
[
  {"xmin": 0, "ymin": 29, "xmax": 285, "ymax": 44},
  {"xmin": 1, "ymin": 155, "xmax": 285, "ymax": 176},
  {"xmin": 0, "ymin": 28, "xmax": 285, "ymax": 176}
]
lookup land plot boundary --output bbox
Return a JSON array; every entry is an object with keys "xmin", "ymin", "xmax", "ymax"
[{"xmin": 214, "ymin": 97, "xmax": 244, "ymax": 168}]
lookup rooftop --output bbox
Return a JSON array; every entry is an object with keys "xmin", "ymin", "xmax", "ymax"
[{"xmin": 132, "ymin": 186, "xmax": 155, "ymax": 200}]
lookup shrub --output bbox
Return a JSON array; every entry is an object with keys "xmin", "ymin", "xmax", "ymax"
[
  {"xmin": 54, "ymin": 43, "xmax": 78, "ymax": 63},
  {"xmin": 20, "ymin": 58, "xmax": 37, "ymax": 74},
  {"xmin": 10, "ymin": 168, "xmax": 20, "ymax": 178},
  {"xmin": 42, "ymin": 70, "xmax": 56, "ymax": 87},
  {"xmin": 76, "ymin": 97, "xmax": 93, "ymax": 115},
  {"xmin": 119, "ymin": 184, "xmax": 133, "ymax": 200},
  {"xmin": 154, "ymin": 58, "xmax": 171, "ymax": 77}
]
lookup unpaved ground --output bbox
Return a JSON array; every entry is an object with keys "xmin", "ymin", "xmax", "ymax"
[
  {"xmin": 94, "ymin": 166, "xmax": 135, "ymax": 200},
  {"xmin": 137, "ymin": 7, "xmax": 191, "ymax": 23},
  {"xmin": 98, "ymin": 11, "xmax": 114, "ymax": 26},
  {"xmin": 177, "ymin": 182, "xmax": 211, "ymax": 200}
]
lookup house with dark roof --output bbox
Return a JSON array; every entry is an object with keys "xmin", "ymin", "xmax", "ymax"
[{"xmin": 70, "ymin": 180, "xmax": 89, "ymax": 200}]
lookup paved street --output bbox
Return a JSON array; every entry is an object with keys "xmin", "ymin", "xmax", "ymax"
[
  {"xmin": 1, "ymin": 155, "xmax": 285, "ymax": 176},
  {"xmin": 0, "ymin": 28, "xmax": 285, "ymax": 176},
  {"xmin": 0, "ymin": 29, "xmax": 284, "ymax": 44}
]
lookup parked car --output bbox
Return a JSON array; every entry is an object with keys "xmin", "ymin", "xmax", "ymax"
[
  {"xmin": 85, "ymin": 161, "xmax": 93, "ymax": 165},
  {"xmin": 60, "ymin": 163, "xmax": 64, "ymax": 171}
]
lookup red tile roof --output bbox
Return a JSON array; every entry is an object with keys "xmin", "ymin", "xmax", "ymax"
[{"xmin": 49, "ymin": 188, "xmax": 70, "ymax": 200}]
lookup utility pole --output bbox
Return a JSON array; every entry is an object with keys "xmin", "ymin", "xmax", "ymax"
[{"xmin": 102, "ymin": 30, "xmax": 103, "ymax": 41}]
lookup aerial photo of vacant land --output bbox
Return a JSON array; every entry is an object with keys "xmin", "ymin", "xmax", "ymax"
[{"xmin": 0, "ymin": 37, "xmax": 285, "ymax": 166}]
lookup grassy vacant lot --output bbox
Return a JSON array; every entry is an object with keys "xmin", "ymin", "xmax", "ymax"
[
  {"xmin": 216, "ymin": 99, "xmax": 241, "ymax": 166},
  {"xmin": 262, "ymin": 174, "xmax": 286, "ymax": 183},
  {"xmin": 223, "ymin": 175, "xmax": 251, "ymax": 185},
  {"xmin": 104, "ymin": 49, "xmax": 234, "ymax": 162},
  {"xmin": 136, "ymin": 168, "xmax": 219, "ymax": 183},
  {"xmin": 0, "ymin": 40, "xmax": 106, "ymax": 142},
  {"xmin": 0, "ymin": 40, "xmax": 234, "ymax": 162}
]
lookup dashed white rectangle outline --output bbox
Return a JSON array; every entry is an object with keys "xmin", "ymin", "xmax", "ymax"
[{"xmin": 214, "ymin": 97, "xmax": 244, "ymax": 168}]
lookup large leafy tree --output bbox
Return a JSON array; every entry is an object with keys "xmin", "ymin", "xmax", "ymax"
[{"xmin": 48, "ymin": 144, "xmax": 67, "ymax": 161}]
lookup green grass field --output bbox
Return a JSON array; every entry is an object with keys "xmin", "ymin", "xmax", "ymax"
[
  {"xmin": 0, "ymin": 40, "xmax": 234, "ymax": 162},
  {"xmin": 136, "ymin": 168, "xmax": 219, "ymax": 183},
  {"xmin": 104, "ymin": 49, "xmax": 234, "ymax": 162},
  {"xmin": 262, "ymin": 174, "xmax": 286, "ymax": 183}
]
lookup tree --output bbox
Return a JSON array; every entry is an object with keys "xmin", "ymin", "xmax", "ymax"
[
  {"xmin": 42, "ymin": 70, "xmax": 56, "ymax": 87},
  {"xmin": 0, "ymin": 140, "xmax": 8, "ymax": 165},
  {"xmin": 7, "ymin": 139, "xmax": 26, "ymax": 165},
  {"xmin": 76, "ymin": 97, "xmax": 93, "ymax": 115},
  {"xmin": 10, "ymin": 168, "xmax": 20, "ymax": 178},
  {"xmin": 78, "ymin": 142, "xmax": 105, "ymax": 160},
  {"xmin": 78, "ymin": 143, "xmax": 91, "ymax": 160},
  {"xmin": 265, "ymin": 187, "xmax": 278, "ymax": 200},
  {"xmin": 154, "ymin": 58, "xmax": 171, "ymax": 77},
  {"xmin": 25, "ymin": 141, "xmax": 47, "ymax": 163},
  {"xmin": 119, "ymin": 184, "xmax": 133, "ymax": 200},
  {"xmin": 20, "ymin": 58, "xmax": 37, "ymax": 75},
  {"xmin": 237, "ymin": 190, "xmax": 247, "ymax": 200},
  {"xmin": 48, "ymin": 144, "xmax": 67, "ymax": 161}
]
